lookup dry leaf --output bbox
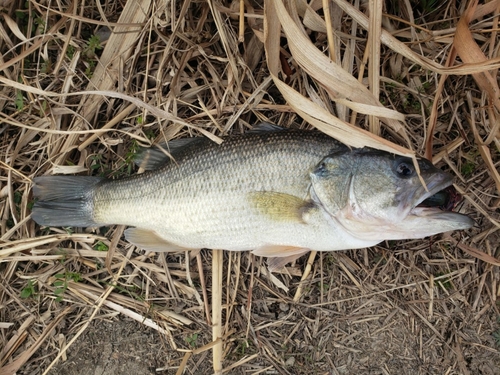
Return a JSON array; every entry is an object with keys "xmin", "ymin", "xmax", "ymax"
[
  {"xmin": 264, "ymin": 0, "xmax": 414, "ymax": 157},
  {"xmin": 458, "ymin": 243, "xmax": 500, "ymax": 267},
  {"xmin": 453, "ymin": 0, "xmax": 500, "ymax": 112}
]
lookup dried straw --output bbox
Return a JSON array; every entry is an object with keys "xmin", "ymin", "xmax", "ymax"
[{"xmin": 1, "ymin": 0, "xmax": 499, "ymax": 374}]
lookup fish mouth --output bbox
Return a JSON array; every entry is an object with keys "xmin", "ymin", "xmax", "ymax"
[
  {"xmin": 409, "ymin": 180, "xmax": 474, "ymax": 229},
  {"xmin": 413, "ymin": 177, "xmax": 454, "ymax": 209}
]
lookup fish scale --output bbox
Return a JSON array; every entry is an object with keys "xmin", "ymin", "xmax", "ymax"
[{"xmin": 91, "ymin": 130, "xmax": 346, "ymax": 250}]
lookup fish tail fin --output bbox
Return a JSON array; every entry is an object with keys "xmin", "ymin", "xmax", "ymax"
[{"xmin": 32, "ymin": 176, "xmax": 104, "ymax": 227}]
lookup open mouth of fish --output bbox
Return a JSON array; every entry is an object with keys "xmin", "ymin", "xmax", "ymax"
[{"xmin": 411, "ymin": 179, "xmax": 473, "ymax": 227}]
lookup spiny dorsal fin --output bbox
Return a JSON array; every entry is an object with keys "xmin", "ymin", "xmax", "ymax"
[
  {"xmin": 248, "ymin": 191, "xmax": 314, "ymax": 223},
  {"xmin": 135, "ymin": 123, "xmax": 283, "ymax": 170},
  {"xmin": 134, "ymin": 138, "xmax": 205, "ymax": 170},
  {"xmin": 247, "ymin": 122, "xmax": 286, "ymax": 134}
]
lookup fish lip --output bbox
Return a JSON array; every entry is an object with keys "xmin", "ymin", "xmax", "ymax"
[
  {"xmin": 409, "ymin": 176, "xmax": 474, "ymax": 228},
  {"xmin": 409, "ymin": 206, "xmax": 475, "ymax": 228},
  {"xmin": 411, "ymin": 174, "xmax": 454, "ymax": 210}
]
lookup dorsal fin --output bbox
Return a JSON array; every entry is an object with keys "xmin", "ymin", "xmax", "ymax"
[
  {"xmin": 247, "ymin": 122, "xmax": 286, "ymax": 134},
  {"xmin": 134, "ymin": 137, "xmax": 204, "ymax": 170},
  {"xmin": 134, "ymin": 123, "xmax": 283, "ymax": 170}
]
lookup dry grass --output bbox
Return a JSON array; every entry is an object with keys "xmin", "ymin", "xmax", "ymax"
[{"xmin": 1, "ymin": 0, "xmax": 500, "ymax": 374}]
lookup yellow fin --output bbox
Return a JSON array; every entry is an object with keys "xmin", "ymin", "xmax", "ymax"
[
  {"xmin": 125, "ymin": 228, "xmax": 193, "ymax": 252},
  {"xmin": 249, "ymin": 192, "xmax": 313, "ymax": 222}
]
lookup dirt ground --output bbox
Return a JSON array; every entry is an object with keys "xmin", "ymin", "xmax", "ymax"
[
  {"xmin": 13, "ymin": 246, "xmax": 500, "ymax": 375},
  {"xmin": 48, "ymin": 319, "xmax": 165, "ymax": 375},
  {"xmin": 46, "ymin": 302, "xmax": 500, "ymax": 375}
]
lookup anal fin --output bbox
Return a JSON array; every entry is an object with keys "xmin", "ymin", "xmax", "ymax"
[{"xmin": 125, "ymin": 227, "xmax": 193, "ymax": 252}]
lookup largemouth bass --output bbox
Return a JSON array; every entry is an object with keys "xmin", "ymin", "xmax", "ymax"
[{"xmin": 32, "ymin": 125, "xmax": 473, "ymax": 259}]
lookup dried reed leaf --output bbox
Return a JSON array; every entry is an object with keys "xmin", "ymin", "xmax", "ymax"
[
  {"xmin": 322, "ymin": 0, "xmax": 336, "ymax": 61},
  {"xmin": 76, "ymin": 288, "xmax": 174, "ymax": 334},
  {"xmin": 394, "ymin": 0, "xmax": 500, "ymax": 161},
  {"xmin": 0, "ymin": 316, "xmax": 34, "ymax": 367},
  {"xmin": 476, "ymin": 144, "xmax": 500, "ymax": 193},
  {"xmin": 260, "ymin": 266, "xmax": 289, "ymax": 293},
  {"xmin": 54, "ymin": 0, "xmax": 153, "ymax": 164},
  {"xmin": 2, "ymin": 14, "xmax": 28, "ymax": 42},
  {"xmin": 0, "ymin": 307, "xmax": 72, "ymax": 375},
  {"xmin": 367, "ymin": 0, "xmax": 383, "ymax": 135},
  {"xmin": 50, "ymin": 165, "xmax": 89, "ymax": 174},
  {"xmin": 334, "ymin": 98, "xmax": 405, "ymax": 121},
  {"xmin": 432, "ymin": 138, "xmax": 465, "ymax": 164},
  {"xmin": 156, "ymin": 310, "xmax": 194, "ymax": 326},
  {"xmin": 301, "ymin": 2, "xmax": 328, "ymax": 33},
  {"xmin": 424, "ymin": 54, "xmax": 453, "ymax": 160},
  {"xmin": 0, "ymin": 234, "xmax": 103, "ymax": 258},
  {"xmin": 454, "ymin": 0, "xmax": 500, "ymax": 112},
  {"xmin": 331, "ymin": 0, "xmax": 500, "ymax": 75},
  {"xmin": 293, "ymin": 251, "xmax": 317, "ymax": 301},
  {"xmin": 458, "ymin": 243, "xmax": 500, "ymax": 267},
  {"xmin": 221, "ymin": 353, "xmax": 261, "ymax": 373},
  {"xmin": 78, "ymin": 104, "xmax": 136, "ymax": 151},
  {"xmin": 454, "ymin": 184, "xmax": 500, "ymax": 230},
  {"xmin": 264, "ymin": 0, "xmax": 414, "ymax": 157},
  {"xmin": 0, "ymin": 76, "xmax": 223, "ymax": 143},
  {"xmin": 268, "ymin": 0, "xmax": 407, "ymax": 139},
  {"xmin": 0, "ymin": 15, "xmax": 67, "ymax": 71},
  {"xmin": 469, "ymin": 94, "xmax": 500, "ymax": 194},
  {"xmin": 192, "ymin": 338, "xmax": 223, "ymax": 355}
]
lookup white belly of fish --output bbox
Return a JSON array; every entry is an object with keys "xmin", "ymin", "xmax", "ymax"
[{"xmin": 94, "ymin": 186, "xmax": 379, "ymax": 253}]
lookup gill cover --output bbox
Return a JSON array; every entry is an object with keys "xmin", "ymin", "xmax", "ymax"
[{"xmin": 309, "ymin": 149, "xmax": 354, "ymax": 216}]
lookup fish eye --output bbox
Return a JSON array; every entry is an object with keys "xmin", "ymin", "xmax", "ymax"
[
  {"xmin": 395, "ymin": 161, "xmax": 415, "ymax": 178},
  {"xmin": 314, "ymin": 156, "xmax": 336, "ymax": 176},
  {"xmin": 314, "ymin": 161, "xmax": 327, "ymax": 176}
]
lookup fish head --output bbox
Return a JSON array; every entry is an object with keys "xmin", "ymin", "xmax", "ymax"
[{"xmin": 310, "ymin": 148, "xmax": 474, "ymax": 241}]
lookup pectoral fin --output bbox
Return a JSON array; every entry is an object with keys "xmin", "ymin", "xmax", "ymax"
[
  {"xmin": 252, "ymin": 245, "xmax": 310, "ymax": 258},
  {"xmin": 249, "ymin": 192, "xmax": 313, "ymax": 223},
  {"xmin": 125, "ymin": 227, "xmax": 193, "ymax": 252},
  {"xmin": 253, "ymin": 246, "xmax": 310, "ymax": 271},
  {"xmin": 267, "ymin": 252, "xmax": 310, "ymax": 271}
]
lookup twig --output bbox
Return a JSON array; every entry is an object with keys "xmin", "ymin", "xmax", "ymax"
[
  {"xmin": 293, "ymin": 251, "xmax": 317, "ymax": 302},
  {"xmin": 197, "ymin": 252, "xmax": 212, "ymax": 325},
  {"xmin": 212, "ymin": 250, "xmax": 223, "ymax": 374}
]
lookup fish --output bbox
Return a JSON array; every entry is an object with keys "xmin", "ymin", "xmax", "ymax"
[{"xmin": 32, "ymin": 124, "xmax": 473, "ymax": 262}]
